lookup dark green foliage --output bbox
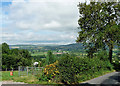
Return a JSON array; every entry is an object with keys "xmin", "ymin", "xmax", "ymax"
[
  {"xmin": 57, "ymin": 54, "xmax": 113, "ymax": 84},
  {"xmin": 35, "ymin": 71, "xmax": 48, "ymax": 81},
  {"xmin": 58, "ymin": 54, "xmax": 82, "ymax": 84},
  {"xmin": 113, "ymin": 47, "xmax": 120, "ymax": 71},
  {"xmin": 45, "ymin": 50, "xmax": 55, "ymax": 65},
  {"xmin": 96, "ymin": 50, "xmax": 109, "ymax": 61},
  {"xmin": 112, "ymin": 55, "xmax": 120, "ymax": 71},
  {"xmin": 2, "ymin": 43, "xmax": 32, "ymax": 70},
  {"xmin": 77, "ymin": 1, "xmax": 120, "ymax": 63},
  {"xmin": 2, "ymin": 43, "xmax": 10, "ymax": 54}
]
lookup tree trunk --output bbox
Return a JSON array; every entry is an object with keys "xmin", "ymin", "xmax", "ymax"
[{"xmin": 109, "ymin": 45, "xmax": 113, "ymax": 63}]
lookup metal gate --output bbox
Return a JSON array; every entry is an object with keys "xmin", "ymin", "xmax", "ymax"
[{"xmin": 18, "ymin": 66, "xmax": 43, "ymax": 76}]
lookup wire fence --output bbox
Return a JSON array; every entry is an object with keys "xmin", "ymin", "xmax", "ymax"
[{"xmin": 18, "ymin": 66, "xmax": 44, "ymax": 76}]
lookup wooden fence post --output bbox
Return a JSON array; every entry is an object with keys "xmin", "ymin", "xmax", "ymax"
[
  {"xmin": 27, "ymin": 66, "xmax": 28, "ymax": 76},
  {"xmin": 18, "ymin": 66, "xmax": 20, "ymax": 76}
]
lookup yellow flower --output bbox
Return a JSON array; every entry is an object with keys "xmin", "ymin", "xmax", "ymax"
[{"xmin": 48, "ymin": 80, "xmax": 51, "ymax": 82}]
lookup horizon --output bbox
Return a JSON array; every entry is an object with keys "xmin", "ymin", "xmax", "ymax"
[{"xmin": 1, "ymin": 42, "xmax": 78, "ymax": 46}]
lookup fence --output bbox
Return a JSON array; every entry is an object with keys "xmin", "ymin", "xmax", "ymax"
[{"xmin": 18, "ymin": 66, "xmax": 44, "ymax": 76}]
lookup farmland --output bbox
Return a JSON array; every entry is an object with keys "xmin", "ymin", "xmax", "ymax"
[{"xmin": 9, "ymin": 43, "xmax": 119, "ymax": 57}]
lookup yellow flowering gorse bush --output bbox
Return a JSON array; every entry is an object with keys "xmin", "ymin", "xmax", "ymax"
[{"xmin": 44, "ymin": 61, "xmax": 59, "ymax": 79}]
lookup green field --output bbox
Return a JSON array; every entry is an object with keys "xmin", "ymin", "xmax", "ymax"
[
  {"xmin": 2, "ymin": 71, "xmax": 56, "ymax": 84},
  {"xmin": 31, "ymin": 52, "xmax": 47, "ymax": 56}
]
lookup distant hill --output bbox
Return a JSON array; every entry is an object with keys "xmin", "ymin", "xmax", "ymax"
[
  {"xmin": 9, "ymin": 43, "xmax": 119, "ymax": 53},
  {"xmin": 43, "ymin": 43, "xmax": 84, "ymax": 52},
  {"xmin": 9, "ymin": 43, "xmax": 84, "ymax": 52}
]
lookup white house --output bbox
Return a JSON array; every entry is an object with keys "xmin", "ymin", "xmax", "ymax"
[{"xmin": 33, "ymin": 62, "xmax": 38, "ymax": 66}]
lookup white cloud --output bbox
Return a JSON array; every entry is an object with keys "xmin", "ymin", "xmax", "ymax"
[
  {"xmin": 2, "ymin": 31, "xmax": 77, "ymax": 44},
  {"xmin": 4, "ymin": 0, "xmax": 83, "ymax": 31},
  {"xmin": 2, "ymin": 0, "xmax": 89, "ymax": 44},
  {"xmin": 44, "ymin": 21, "xmax": 61, "ymax": 28}
]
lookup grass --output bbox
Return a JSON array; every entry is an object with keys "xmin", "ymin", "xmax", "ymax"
[
  {"xmin": 2, "ymin": 71, "xmax": 19, "ymax": 81},
  {"xmin": 2, "ymin": 71, "xmax": 56, "ymax": 84},
  {"xmin": 31, "ymin": 52, "xmax": 47, "ymax": 56},
  {"xmin": 0, "ymin": 72, "xmax": 2, "ymax": 81},
  {"xmin": 2, "ymin": 69, "xmax": 115, "ymax": 84}
]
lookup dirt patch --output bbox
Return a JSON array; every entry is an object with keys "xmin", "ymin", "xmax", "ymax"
[{"xmin": 2, "ymin": 81, "xmax": 27, "ymax": 84}]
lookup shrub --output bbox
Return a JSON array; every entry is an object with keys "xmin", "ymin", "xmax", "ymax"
[
  {"xmin": 57, "ymin": 54, "xmax": 113, "ymax": 84},
  {"xmin": 58, "ymin": 54, "xmax": 81, "ymax": 84},
  {"xmin": 96, "ymin": 50, "xmax": 109, "ymax": 61},
  {"xmin": 43, "ymin": 61, "xmax": 59, "ymax": 81},
  {"xmin": 35, "ymin": 72, "xmax": 47, "ymax": 81},
  {"xmin": 112, "ymin": 56, "xmax": 120, "ymax": 71}
]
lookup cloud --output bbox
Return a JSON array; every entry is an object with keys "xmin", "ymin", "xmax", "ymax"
[
  {"xmin": 3, "ymin": 0, "xmax": 83, "ymax": 31},
  {"xmin": 2, "ymin": 31, "xmax": 77, "ymax": 45},
  {"xmin": 2, "ymin": 0, "xmax": 88, "ymax": 44},
  {"xmin": 44, "ymin": 21, "xmax": 61, "ymax": 28}
]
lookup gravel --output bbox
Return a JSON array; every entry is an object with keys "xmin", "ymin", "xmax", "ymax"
[{"xmin": 1, "ymin": 81, "xmax": 27, "ymax": 84}]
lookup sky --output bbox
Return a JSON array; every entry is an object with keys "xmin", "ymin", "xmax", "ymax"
[{"xmin": 1, "ymin": 0, "xmax": 90, "ymax": 45}]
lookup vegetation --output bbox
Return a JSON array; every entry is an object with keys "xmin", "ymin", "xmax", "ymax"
[
  {"xmin": 57, "ymin": 53, "xmax": 113, "ymax": 84},
  {"xmin": 58, "ymin": 54, "xmax": 81, "ymax": 84},
  {"xmin": 2, "ymin": 71, "xmax": 47, "ymax": 84},
  {"xmin": 39, "ymin": 61, "xmax": 59, "ymax": 82},
  {"xmin": 1, "ymin": 0, "xmax": 120, "ymax": 85},
  {"xmin": 45, "ymin": 50, "xmax": 55, "ymax": 65},
  {"xmin": 77, "ymin": 1, "xmax": 120, "ymax": 63},
  {"xmin": 2, "ymin": 43, "xmax": 32, "ymax": 70}
]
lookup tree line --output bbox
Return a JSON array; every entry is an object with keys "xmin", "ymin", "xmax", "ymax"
[{"xmin": 2, "ymin": 43, "xmax": 32, "ymax": 70}]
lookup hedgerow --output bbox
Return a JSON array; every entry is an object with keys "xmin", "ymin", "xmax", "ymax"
[{"xmin": 57, "ymin": 54, "xmax": 113, "ymax": 84}]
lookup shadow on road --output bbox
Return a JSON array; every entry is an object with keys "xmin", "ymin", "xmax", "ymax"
[{"xmin": 101, "ymin": 72, "xmax": 120, "ymax": 84}]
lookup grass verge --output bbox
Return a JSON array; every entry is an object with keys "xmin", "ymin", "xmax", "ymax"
[
  {"xmin": 2, "ymin": 70, "xmax": 115, "ymax": 84},
  {"xmin": 2, "ymin": 71, "xmax": 56, "ymax": 84}
]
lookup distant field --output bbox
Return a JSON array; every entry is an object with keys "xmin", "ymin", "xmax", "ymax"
[
  {"xmin": 31, "ymin": 52, "xmax": 47, "ymax": 56},
  {"xmin": 30, "ymin": 48, "xmax": 119, "ymax": 57}
]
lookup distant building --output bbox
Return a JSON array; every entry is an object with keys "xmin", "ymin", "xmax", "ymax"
[
  {"xmin": 53, "ymin": 52, "xmax": 63, "ymax": 55},
  {"xmin": 33, "ymin": 62, "xmax": 38, "ymax": 66},
  {"xmin": 11, "ymin": 46, "xmax": 20, "ymax": 49}
]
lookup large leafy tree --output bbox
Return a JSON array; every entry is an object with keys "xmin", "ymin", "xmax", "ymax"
[
  {"xmin": 2, "ymin": 43, "xmax": 10, "ymax": 54},
  {"xmin": 2, "ymin": 43, "xmax": 32, "ymax": 70},
  {"xmin": 77, "ymin": 1, "xmax": 120, "ymax": 62}
]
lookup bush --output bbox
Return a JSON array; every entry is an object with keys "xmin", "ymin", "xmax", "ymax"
[
  {"xmin": 96, "ymin": 50, "xmax": 109, "ymax": 61},
  {"xmin": 58, "ymin": 54, "xmax": 81, "ymax": 84},
  {"xmin": 37, "ymin": 61, "xmax": 59, "ymax": 82},
  {"xmin": 57, "ymin": 54, "xmax": 113, "ymax": 84},
  {"xmin": 44, "ymin": 61, "xmax": 59, "ymax": 80},
  {"xmin": 112, "ymin": 56, "xmax": 120, "ymax": 71},
  {"xmin": 36, "ymin": 53, "xmax": 113, "ymax": 84}
]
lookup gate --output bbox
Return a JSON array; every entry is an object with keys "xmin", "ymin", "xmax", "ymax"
[{"xmin": 18, "ymin": 66, "xmax": 44, "ymax": 76}]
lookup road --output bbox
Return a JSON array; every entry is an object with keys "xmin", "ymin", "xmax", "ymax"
[{"xmin": 81, "ymin": 71, "xmax": 120, "ymax": 85}]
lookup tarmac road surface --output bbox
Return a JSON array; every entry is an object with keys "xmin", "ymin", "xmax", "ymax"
[{"xmin": 81, "ymin": 71, "xmax": 120, "ymax": 85}]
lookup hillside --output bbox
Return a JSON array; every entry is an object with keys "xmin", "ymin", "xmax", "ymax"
[{"xmin": 9, "ymin": 43, "xmax": 84, "ymax": 52}]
